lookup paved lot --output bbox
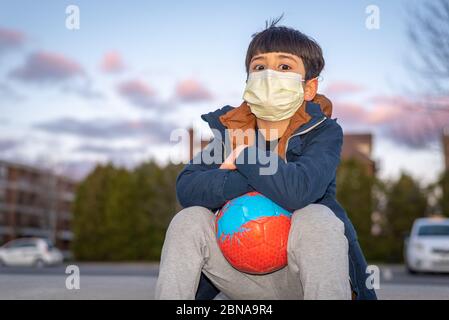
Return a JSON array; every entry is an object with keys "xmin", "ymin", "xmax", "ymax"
[{"xmin": 1, "ymin": 263, "xmax": 448, "ymax": 300}]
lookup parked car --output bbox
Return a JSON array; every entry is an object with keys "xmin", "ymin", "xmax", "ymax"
[
  {"xmin": 0, "ymin": 238, "xmax": 63, "ymax": 267},
  {"xmin": 405, "ymin": 217, "xmax": 449, "ymax": 273}
]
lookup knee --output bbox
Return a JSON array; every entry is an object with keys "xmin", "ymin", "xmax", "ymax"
[
  {"xmin": 287, "ymin": 205, "xmax": 349, "ymax": 274},
  {"xmin": 290, "ymin": 204, "xmax": 345, "ymax": 237},
  {"xmin": 167, "ymin": 206, "xmax": 214, "ymax": 236}
]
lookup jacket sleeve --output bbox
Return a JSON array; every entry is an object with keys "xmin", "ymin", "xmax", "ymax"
[
  {"xmin": 235, "ymin": 119, "xmax": 343, "ymax": 212},
  {"xmin": 176, "ymin": 139, "xmax": 251, "ymax": 210}
]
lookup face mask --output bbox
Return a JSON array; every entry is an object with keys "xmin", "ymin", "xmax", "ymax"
[{"xmin": 243, "ymin": 69, "xmax": 305, "ymax": 121}]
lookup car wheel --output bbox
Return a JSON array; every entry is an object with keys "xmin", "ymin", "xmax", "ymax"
[
  {"xmin": 34, "ymin": 259, "xmax": 45, "ymax": 268},
  {"xmin": 406, "ymin": 264, "xmax": 418, "ymax": 274}
]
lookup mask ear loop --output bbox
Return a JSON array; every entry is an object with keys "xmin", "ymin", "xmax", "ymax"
[
  {"xmin": 301, "ymin": 76, "xmax": 322, "ymax": 89},
  {"xmin": 304, "ymin": 76, "xmax": 322, "ymax": 82}
]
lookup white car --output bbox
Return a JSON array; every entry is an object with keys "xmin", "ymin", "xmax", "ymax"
[
  {"xmin": 405, "ymin": 217, "xmax": 449, "ymax": 273},
  {"xmin": 0, "ymin": 238, "xmax": 63, "ymax": 267}
]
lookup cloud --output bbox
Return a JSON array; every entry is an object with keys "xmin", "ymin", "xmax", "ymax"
[
  {"xmin": 385, "ymin": 111, "xmax": 449, "ymax": 148},
  {"xmin": 117, "ymin": 79, "xmax": 166, "ymax": 109},
  {"xmin": 76, "ymin": 144, "xmax": 142, "ymax": 155},
  {"xmin": 333, "ymin": 95, "xmax": 449, "ymax": 148},
  {"xmin": 9, "ymin": 51, "xmax": 84, "ymax": 83},
  {"xmin": 74, "ymin": 144, "xmax": 147, "ymax": 167},
  {"xmin": 0, "ymin": 27, "xmax": 25, "ymax": 54},
  {"xmin": 324, "ymin": 81, "xmax": 365, "ymax": 96},
  {"xmin": 0, "ymin": 138, "xmax": 21, "ymax": 152},
  {"xmin": 333, "ymin": 102, "xmax": 369, "ymax": 125},
  {"xmin": 8, "ymin": 51, "xmax": 102, "ymax": 100},
  {"xmin": 61, "ymin": 79, "xmax": 103, "ymax": 100},
  {"xmin": 334, "ymin": 101, "xmax": 402, "ymax": 126},
  {"xmin": 52, "ymin": 159, "xmax": 97, "ymax": 181},
  {"xmin": 34, "ymin": 117, "xmax": 176, "ymax": 144},
  {"xmin": 377, "ymin": 97, "xmax": 449, "ymax": 148},
  {"xmin": 0, "ymin": 82, "xmax": 24, "ymax": 101},
  {"xmin": 100, "ymin": 51, "xmax": 125, "ymax": 73},
  {"xmin": 175, "ymin": 79, "xmax": 212, "ymax": 102},
  {"xmin": 117, "ymin": 78, "xmax": 213, "ymax": 110}
]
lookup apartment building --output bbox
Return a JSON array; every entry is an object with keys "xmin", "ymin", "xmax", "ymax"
[
  {"xmin": 341, "ymin": 133, "xmax": 376, "ymax": 176},
  {"xmin": 0, "ymin": 160, "xmax": 76, "ymax": 257}
]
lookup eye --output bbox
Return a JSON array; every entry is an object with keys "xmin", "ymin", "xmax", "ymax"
[
  {"xmin": 253, "ymin": 64, "xmax": 265, "ymax": 71},
  {"xmin": 279, "ymin": 64, "xmax": 291, "ymax": 71}
]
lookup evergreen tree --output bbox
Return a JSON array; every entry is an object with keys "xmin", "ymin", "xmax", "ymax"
[
  {"xmin": 384, "ymin": 173, "xmax": 427, "ymax": 262},
  {"xmin": 72, "ymin": 161, "xmax": 182, "ymax": 261}
]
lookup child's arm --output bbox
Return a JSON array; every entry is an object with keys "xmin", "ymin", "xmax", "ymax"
[
  {"xmin": 235, "ymin": 119, "xmax": 343, "ymax": 212},
  {"xmin": 176, "ymin": 139, "xmax": 251, "ymax": 210}
]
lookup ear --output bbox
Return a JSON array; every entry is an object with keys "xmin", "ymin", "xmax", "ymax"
[{"xmin": 303, "ymin": 78, "xmax": 318, "ymax": 101}]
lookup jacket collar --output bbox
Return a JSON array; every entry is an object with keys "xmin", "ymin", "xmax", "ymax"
[{"xmin": 201, "ymin": 94, "xmax": 333, "ymax": 159}]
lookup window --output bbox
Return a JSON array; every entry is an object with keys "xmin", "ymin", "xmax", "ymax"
[
  {"xmin": 3, "ymin": 239, "xmax": 36, "ymax": 249},
  {"xmin": 5, "ymin": 238, "xmax": 36, "ymax": 249},
  {"xmin": 418, "ymin": 225, "xmax": 449, "ymax": 236},
  {"xmin": 0, "ymin": 166, "xmax": 6, "ymax": 179}
]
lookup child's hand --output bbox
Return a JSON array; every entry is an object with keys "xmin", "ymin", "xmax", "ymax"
[{"xmin": 220, "ymin": 144, "xmax": 248, "ymax": 170}]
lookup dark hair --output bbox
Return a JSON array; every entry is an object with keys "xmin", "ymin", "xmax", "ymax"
[{"xmin": 245, "ymin": 16, "xmax": 325, "ymax": 80}]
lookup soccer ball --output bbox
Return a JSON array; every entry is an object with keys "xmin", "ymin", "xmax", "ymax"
[{"xmin": 215, "ymin": 191, "xmax": 292, "ymax": 274}]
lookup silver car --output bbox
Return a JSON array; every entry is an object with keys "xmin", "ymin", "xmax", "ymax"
[
  {"xmin": 0, "ymin": 238, "xmax": 63, "ymax": 267},
  {"xmin": 405, "ymin": 218, "xmax": 449, "ymax": 273}
]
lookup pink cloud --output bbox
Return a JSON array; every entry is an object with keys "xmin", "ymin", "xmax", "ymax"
[
  {"xmin": 100, "ymin": 51, "xmax": 125, "ymax": 73},
  {"xmin": 10, "ymin": 51, "xmax": 84, "ymax": 83},
  {"xmin": 386, "ymin": 111, "xmax": 449, "ymax": 148},
  {"xmin": 117, "ymin": 79, "xmax": 159, "ymax": 109},
  {"xmin": 380, "ymin": 97, "xmax": 449, "ymax": 148},
  {"xmin": 175, "ymin": 79, "xmax": 212, "ymax": 102},
  {"xmin": 0, "ymin": 27, "xmax": 25, "ymax": 53},
  {"xmin": 334, "ymin": 95, "xmax": 449, "ymax": 148},
  {"xmin": 364, "ymin": 104, "xmax": 402, "ymax": 125},
  {"xmin": 333, "ymin": 102, "xmax": 368, "ymax": 124},
  {"xmin": 324, "ymin": 81, "xmax": 364, "ymax": 96}
]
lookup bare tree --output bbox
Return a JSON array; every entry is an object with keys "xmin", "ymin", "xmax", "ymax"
[{"xmin": 408, "ymin": 0, "xmax": 449, "ymax": 104}]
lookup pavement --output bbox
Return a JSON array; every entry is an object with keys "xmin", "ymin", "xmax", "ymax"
[{"xmin": 1, "ymin": 263, "xmax": 449, "ymax": 300}]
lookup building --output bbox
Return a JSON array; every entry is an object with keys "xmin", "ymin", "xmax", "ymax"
[
  {"xmin": 188, "ymin": 127, "xmax": 211, "ymax": 160},
  {"xmin": 341, "ymin": 133, "xmax": 376, "ymax": 176},
  {"xmin": 0, "ymin": 160, "xmax": 77, "ymax": 257}
]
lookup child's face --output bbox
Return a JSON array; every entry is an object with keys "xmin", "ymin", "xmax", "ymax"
[
  {"xmin": 248, "ymin": 52, "xmax": 318, "ymax": 101},
  {"xmin": 248, "ymin": 52, "xmax": 306, "ymax": 79}
]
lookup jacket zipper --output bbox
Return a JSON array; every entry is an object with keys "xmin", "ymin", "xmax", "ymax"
[
  {"xmin": 221, "ymin": 140, "xmax": 226, "ymax": 162},
  {"xmin": 218, "ymin": 116, "xmax": 327, "ymax": 163},
  {"xmin": 283, "ymin": 116, "xmax": 327, "ymax": 162}
]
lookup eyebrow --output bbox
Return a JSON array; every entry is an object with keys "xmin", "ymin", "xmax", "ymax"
[
  {"xmin": 251, "ymin": 54, "xmax": 298, "ymax": 64},
  {"xmin": 250, "ymin": 55, "xmax": 266, "ymax": 63},
  {"xmin": 278, "ymin": 54, "xmax": 298, "ymax": 62}
]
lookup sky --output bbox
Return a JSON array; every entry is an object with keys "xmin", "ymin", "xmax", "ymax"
[{"xmin": 0, "ymin": 0, "xmax": 448, "ymax": 183}]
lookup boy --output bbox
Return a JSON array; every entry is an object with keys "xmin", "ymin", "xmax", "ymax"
[{"xmin": 155, "ymin": 19, "xmax": 377, "ymax": 300}]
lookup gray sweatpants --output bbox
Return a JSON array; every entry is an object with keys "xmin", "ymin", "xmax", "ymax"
[{"xmin": 155, "ymin": 204, "xmax": 351, "ymax": 300}]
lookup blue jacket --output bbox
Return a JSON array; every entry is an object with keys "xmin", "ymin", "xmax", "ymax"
[{"xmin": 176, "ymin": 96, "xmax": 377, "ymax": 300}]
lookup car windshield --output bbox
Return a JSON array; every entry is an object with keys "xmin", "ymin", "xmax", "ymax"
[
  {"xmin": 418, "ymin": 225, "xmax": 449, "ymax": 236},
  {"xmin": 3, "ymin": 239, "xmax": 36, "ymax": 248}
]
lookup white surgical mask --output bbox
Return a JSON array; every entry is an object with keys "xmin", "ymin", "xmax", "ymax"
[{"xmin": 243, "ymin": 69, "xmax": 305, "ymax": 121}]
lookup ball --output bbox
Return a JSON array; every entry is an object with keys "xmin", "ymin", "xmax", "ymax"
[{"xmin": 215, "ymin": 191, "xmax": 292, "ymax": 274}]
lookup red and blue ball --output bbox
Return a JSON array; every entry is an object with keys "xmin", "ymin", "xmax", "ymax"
[{"xmin": 215, "ymin": 192, "xmax": 292, "ymax": 274}]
